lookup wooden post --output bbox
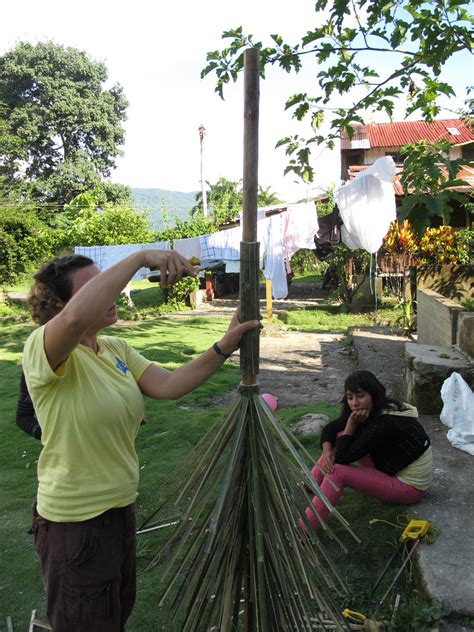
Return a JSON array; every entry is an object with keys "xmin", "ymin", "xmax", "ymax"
[
  {"xmin": 198, "ymin": 124, "xmax": 208, "ymax": 217},
  {"xmin": 240, "ymin": 48, "xmax": 260, "ymax": 385}
]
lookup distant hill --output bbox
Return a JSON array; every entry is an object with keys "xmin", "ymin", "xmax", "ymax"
[{"xmin": 132, "ymin": 188, "xmax": 198, "ymax": 230}]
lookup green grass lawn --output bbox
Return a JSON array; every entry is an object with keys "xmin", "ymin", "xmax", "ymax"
[{"xmin": 0, "ymin": 290, "xmax": 447, "ymax": 631}]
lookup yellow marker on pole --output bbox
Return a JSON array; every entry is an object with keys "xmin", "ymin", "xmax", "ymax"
[{"xmin": 266, "ymin": 279, "xmax": 273, "ymax": 323}]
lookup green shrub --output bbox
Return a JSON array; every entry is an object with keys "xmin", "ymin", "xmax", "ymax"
[
  {"xmin": 290, "ymin": 248, "xmax": 327, "ymax": 277},
  {"xmin": 0, "ymin": 207, "xmax": 57, "ymax": 283},
  {"xmin": 58, "ymin": 203, "xmax": 154, "ymax": 248},
  {"xmin": 167, "ymin": 275, "xmax": 200, "ymax": 309}
]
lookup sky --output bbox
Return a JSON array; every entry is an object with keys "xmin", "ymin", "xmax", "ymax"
[{"xmin": 1, "ymin": 0, "xmax": 471, "ymax": 205}]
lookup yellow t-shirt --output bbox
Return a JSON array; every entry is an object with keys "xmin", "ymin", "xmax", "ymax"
[{"xmin": 23, "ymin": 326, "xmax": 153, "ymax": 522}]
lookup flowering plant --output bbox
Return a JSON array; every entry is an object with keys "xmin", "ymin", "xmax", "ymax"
[
  {"xmin": 381, "ymin": 220, "xmax": 419, "ymax": 255},
  {"xmin": 419, "ymin": 226, "xmax": 466, "ymax": 265}
]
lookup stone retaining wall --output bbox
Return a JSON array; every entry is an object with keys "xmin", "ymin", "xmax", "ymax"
[
  {"xmin": 417, "ymin": 264, "xmax": 473, "ymax": 302},
  {"xmin": 417, "ymin": 288, "xmax": 465, "ymax": 347},
  {"xmin": 405, "ymin": 342, "xmax": 474, "ymax": 414},
  {"xmin": 457, "ymin": 311, "xmax": 474, "ymax": 360},
  {"xmin": 406, "ymin": 288, "xmax": 473, "ymax": 413}
]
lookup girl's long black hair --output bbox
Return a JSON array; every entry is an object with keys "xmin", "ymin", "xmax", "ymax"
[{"xmin": 338, "ymin": 370, "xmax": 403, "ymax": 422}]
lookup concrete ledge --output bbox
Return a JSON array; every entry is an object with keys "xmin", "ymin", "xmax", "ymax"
[
  {"xmin": 417, "ymin": 263, "xmax": 474, "ymax": 302},
  {"xmin": 405, "ymin": 342, "xmax": 474, "ymax": 414},
  {"xmin": 414, "ymin": 415, "xmax": 474, "ymax": 619},
  {"xmin": 457, "ymin": 311, "xmax": 474, "ymax": 360},
  {"xmin": 417, "ymin": 288, "xmax": 464, "ymax": 347}
]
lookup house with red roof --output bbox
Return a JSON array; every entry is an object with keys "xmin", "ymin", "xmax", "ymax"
[
  {"xmin": 340, "ymin": 119, "xmax": 474, "ymax": 178},
  {"xmin": 340, "ymin": 119, "xmax": 474, "ymax": 228}
]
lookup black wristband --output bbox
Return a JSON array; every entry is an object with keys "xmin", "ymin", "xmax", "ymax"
[{"xmin": 213, "ymin": 342, "xmax": 230, "ymax": 359}]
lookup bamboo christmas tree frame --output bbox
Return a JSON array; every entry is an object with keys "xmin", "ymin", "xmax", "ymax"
[{"xmin": 142, "ymin": 49, "xmax": 358, "ymax": 632}]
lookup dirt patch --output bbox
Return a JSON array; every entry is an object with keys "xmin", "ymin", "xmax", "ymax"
[
  {"xmin": 211, "ymin": 327, "xmax": 357, "ymax": 409},
  {"xmin": 166, "ymin": 283, "xmax": 408, "ymax": 410}
]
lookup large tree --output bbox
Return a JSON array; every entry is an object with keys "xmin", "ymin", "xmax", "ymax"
[
  {"xmin": 0, "ymin": 41, "xmax": 130, "ymax": 206},
  {"xmin": 202, "ymin": 0, "xmax": 472, "ymax": 185}
]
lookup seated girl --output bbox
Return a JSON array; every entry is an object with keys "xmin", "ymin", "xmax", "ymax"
[{"xmin": 305, "ymin": 370, "xmax": 432, "ymax": 530}]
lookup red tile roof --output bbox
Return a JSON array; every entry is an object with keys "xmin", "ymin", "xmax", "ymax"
[
  {"xmin": 347, "ymin": 164, "xmax": 474, "ymax": 196},
  {"xmin": 341, "ymin": 119, "xmax": 474, "ymax": 149}
]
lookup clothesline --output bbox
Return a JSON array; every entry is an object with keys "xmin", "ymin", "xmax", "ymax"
[
  {"xmin": 75, "ymin": 157, "xmax": 397, "ymax": 301},
  {"xmin": 75, "ymin": 201, "xmax": 318, "ymax": 300}
]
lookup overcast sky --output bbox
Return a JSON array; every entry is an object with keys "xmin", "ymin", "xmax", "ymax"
[{"xmin": 1, "ymin": 0, "xmax": 470, "ymax": 203}]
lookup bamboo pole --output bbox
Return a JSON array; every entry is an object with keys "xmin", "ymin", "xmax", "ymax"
[
  {"xmin": 265, "ymin": 280, "xmax": 273, "ymax": 323},
  {"xmin": 240, "ymin": 48, "xmax": 260, "ymax": 385},
  {"xmin": 240, "ymin": 47, "xmax": 260, "ymax": 632}
]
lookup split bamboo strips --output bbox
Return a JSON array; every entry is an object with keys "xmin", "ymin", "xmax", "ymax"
[{"xmin": 142, "ymin": 48, "xmax": 358, "ymax": 631}]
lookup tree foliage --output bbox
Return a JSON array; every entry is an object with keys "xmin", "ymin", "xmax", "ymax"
[
  {"xmin": 0, "ymin": 41, "xmax": 130, "ymax": 206},
  {"xmin": 0, "ymin": 191, "xmax": 154, "ymax": 284},
  {"xmin": 0, "ymin": 205, "xmax": 57, "ymax": 283},
  {"xmin": 57, "ymin": 192, "xmax": 154, "ymax": 247},
  {"xmin": 192, "ymin": 176, "xmax": 282, "ymax": 224},
  {"xmin": 156, "ymin": 176, "xmax": 283, "ymax": 241},
  {"xmin": 202, "ymin": 0, "xmax": 472, "ymax": 183},
  {"xmin": 398, "ymin": 139, "xmax": 472, "ymax": 233}
]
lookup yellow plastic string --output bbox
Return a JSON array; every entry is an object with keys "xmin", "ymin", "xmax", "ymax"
[{"xmin": 369, "ymin": 513, "xmax": 440, "ymax": 544}]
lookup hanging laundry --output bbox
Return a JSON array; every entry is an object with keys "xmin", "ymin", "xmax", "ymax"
[
  {"xmin": 208, "ymin": 225, "xmax": 242, "ymax": 260},
  {"xmin": 284, "ymin": 202, "xmax": 320, "ymax": 257},
  {"xmin": 334, "ymin": 156, "xmax": 397, "ymax": 253},
  {"xmin": 313, "ymin": 208, "xmax": 343, "ymax": 261},
  {"xmin": 261, "ymin": 212, "xmax": 288, "ymax": 299},
  {"xmin": 199, "ymin": 234, "xmax": 214, "ymax": 261},
  {"xmin": 173, "ymin": 237, "xmax": 201, "ymax": 260},
  {"xmin": 74, "ymin": 241, "xmax": 170, "ymax": 280}
]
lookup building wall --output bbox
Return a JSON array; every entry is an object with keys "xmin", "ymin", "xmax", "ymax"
[{"xmin": 346, "ymin": 145, "xmax": 462, "ymax": 166}]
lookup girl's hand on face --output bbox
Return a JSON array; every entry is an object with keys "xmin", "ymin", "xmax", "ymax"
[{"xmin": 348, "ymin": 408, "xmax": 369, "ymax": 425}]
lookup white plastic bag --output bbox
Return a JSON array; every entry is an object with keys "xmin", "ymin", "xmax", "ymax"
[{"xmin": 440, "ymin": 372, "xmax": 474, "ymax": 455}]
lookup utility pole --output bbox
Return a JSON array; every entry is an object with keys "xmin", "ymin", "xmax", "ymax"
[{"xmin": 198, "ymin": 124, "xmax": 208, "ymax": 217}]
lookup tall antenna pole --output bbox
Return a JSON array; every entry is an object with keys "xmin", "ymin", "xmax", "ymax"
[{"xmin": 198, "ymin": 123, "xmax": 208, "ymax": 217}]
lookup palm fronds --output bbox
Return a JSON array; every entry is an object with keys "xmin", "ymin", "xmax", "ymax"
[
  {"xmin": 143, "ymin": 393, "xmax": 359, "ymax": 631},
  {"xmin": 141, "ymin": 48, "xmax": 358, "ymax": 632}
]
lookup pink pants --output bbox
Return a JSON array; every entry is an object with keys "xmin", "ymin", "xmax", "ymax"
[{"xmin": 305, "ymin": 452, "xmax": 425, "ymax": 531}]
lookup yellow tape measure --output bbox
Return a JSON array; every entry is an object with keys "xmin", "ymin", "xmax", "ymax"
[
  {"xmin": 342, "ymin": 608, "xmax": 367, "ymax": 623},
  {"xmin": 401, "ymin": 519, "xmax": 430, "ymax": 541}
]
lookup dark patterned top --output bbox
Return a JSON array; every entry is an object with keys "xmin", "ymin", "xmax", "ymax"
[
  {"xmin": 16, "ymin": 371, "xmax": 42, "ymax": 440},
  {"xmin": 320, "ymin": 406, "xmax": 431, "ymax": 475}
]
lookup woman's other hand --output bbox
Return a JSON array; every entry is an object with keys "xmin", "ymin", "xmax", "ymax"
[
  {"xmin": 320, "ymin": 441, "xmax": 336, "ymax": 474},
  {"xmin": 320, "ymin": 452, "xmax": 335, "ymax": 474},
  {"xmin": 217, "ymin": 308, "xmax": 260, "ymax": 357}
]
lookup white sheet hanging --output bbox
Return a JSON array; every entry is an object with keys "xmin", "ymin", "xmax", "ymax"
[
  {"xmin": 198, "ymin": 226, "xmax": 242, "ymax": 261},
  {"xmin": 261, "ymin": 213, "xmax": 288, "ymax": 299},
  {"xmin": 260, "ymin": 202, "xmax": 319, "ymax": 299},
  {"xmin": 173, "ymin": 237, "xmax": 201, "ymax": 260},
  {"xmin": 284, "ymin": 202, "xmax": 319, "ymax": 257},
  {"xmin": 440, "ymin": 372, "xmax": 474, "ymax": 456},
  {"xmin": 74, "ymin": 241, "xmax": 170, "ymax": 280},
  {"xmin": 334, "ymin": 156, "xmax": 397, "ymax": 253}
]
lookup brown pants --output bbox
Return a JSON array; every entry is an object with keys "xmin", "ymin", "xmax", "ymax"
[{"xmin": 30, "ymin": 503, "xmax": 136, "ymax": 632}]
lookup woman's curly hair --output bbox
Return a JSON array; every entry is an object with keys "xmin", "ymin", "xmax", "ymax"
[{"xmin": 28, "ymin": 255, "xmax": 94, "ymax": 325}]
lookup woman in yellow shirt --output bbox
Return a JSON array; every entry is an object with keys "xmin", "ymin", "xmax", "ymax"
[{"xmin": 24, "ymin": 250, "xmax": 258, "ymax": 632}]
